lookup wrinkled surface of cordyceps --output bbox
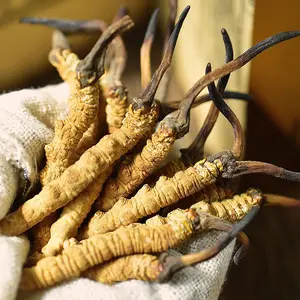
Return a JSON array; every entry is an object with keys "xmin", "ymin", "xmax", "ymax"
[
  {"xmin": 146, "ymin": 157, "xmax": 188, "ymax": 185},
  {"xmin": 20, "ymin": 208, "xmax": 222, "ymax": 290},
  {"xmin": 94, "ymin": 121, "xmax": 177, "ymax": 212},
  {"xmin": 102, "ymin": 79, "xmax": 128, "ymax": 133},
  {"xmin": 28, "ymin": 18, "xmax": 133, "ymax": 255},
  {"xmin": 80, "ymin": 158, "xmax": 223, "ymax": 238},
  {"xmin": 40, "ymin": 79, "xmax": 100, "ymax": 185},
  {"xmin": 41, "ymin": 167, "xmax": 113, "ymax": 256},
  {"xmin": 49, "ymin": 48, "xmax": 79, "ymax": 93},
  {"xmin": 39, "ymin": 16, "xmax": 134, "ymax": 186},
  {"xmin": 0, "ymin": 102, "xmax": 158, "ymax": 236},
  {"xmin": 190, "ymin": 188, "xmax": 263, "ymax": 222},
  {"xmin": 83, "ymin": 254, "xmax": 161, "ymax": 284},
  {"xmin": 159, "ymin": 182, "xmax": 234, "ymax": 216}
]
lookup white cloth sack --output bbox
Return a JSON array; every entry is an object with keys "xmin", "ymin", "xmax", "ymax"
[{"xmin": 0, "ymin": 83, "xmax": 235, "ymax": 300}]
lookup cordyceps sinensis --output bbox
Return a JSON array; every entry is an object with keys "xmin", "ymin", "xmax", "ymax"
[
  {"xmin": 93, "ymin": 71, "xmax": 201, "ymax": 213},
  {"xmin": 41, "ymin": 167, "xmax": 113, "ymax": 256},
  {"xmin": 38, "ymin": 16, "xmax": 134, "ymax": 186},
  {"xmin": 21, "ymin": 10, "xmax": 129, "ymax": 141},
  {"xmin": 54, "ymin": 15, "xmax": 130, "ymax": 133},
  {"xmin": 20, "ymin": 202, "xmax": 243, "ymax": 291},
  {"xmin": 123, "ymin": 8, "xmax": 161, "ymax": 157},
  {"xmin": 79, "ymin": 156, "xmax": 227, "ymax": 238},
  {"xmin": 80, "ymin": 205, "xmax": 257, "ymax": 285},
  {"xmin": 21, "ymin": 191, "xmax": 300, "ymax": 288},
  {"xmin": 147, "ymin": 26, "xmax": 234, "ymax": 183},
  {"xmin": 0, "ymin": 6, "xmax": 190, "ymax": 237},
  {"xmin": 79, "ymin": 31, "xmax": 300, "ymax": 238},
  {"xmin": 25, "ymin": 16, "xmax": 133, "ymax": 257},
  {"xmin": 159, "ymin": 182, "xmax": 235, "ymax": 217}
]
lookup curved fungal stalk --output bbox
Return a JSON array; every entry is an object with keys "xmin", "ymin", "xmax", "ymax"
[
  {"xmin": 181, "ymin": 28, "xmax": 234, "ymax": 164},
  {"xmin": 205, "ymin": 78, "xmax": 300, "ymax": 181},
  {"xmin": 140, "ymin": 8, "xmax": 160, "ymax": 89},
  {"xmin": 40, "ymin": 16, "xmax": 134, "ymax": 186},
  {"xmin": 19, "ymin": 208, "xmax": 231, "ymax": 290},
  {"xmin": 157, "ymin": 205, "xmax": 259, "ymax": 283},
  {"xmin": 157, "ymin": 0, "xmax": 178, "ymax": 102},
  {"xmin": 75, "ymin": 16, "xmax": 132, "ymax": 88},
  {"xmin": 136, "ymin": 5, "xmax": 190, "ymax": 110},
  {"xmin": 159, "ymin": 91, "xmax": 253, "ymax": 119},
  {"xmin": 0, "ymin": 8, "xmax": 190, "ymax": 237},
  {"xmin": 181, "ymin": 31, "xmax": 300, "ymax": 109},
  {"xmin": 206, "ymin": 64, "xmax": 244, "ymax": 159}
]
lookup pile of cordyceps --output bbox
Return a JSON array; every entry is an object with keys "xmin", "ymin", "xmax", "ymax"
[{"xmin": 2, "ymin": 1, "xmax": 300, "ymax": 291}]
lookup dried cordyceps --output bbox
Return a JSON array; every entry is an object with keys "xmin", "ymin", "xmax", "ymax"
[
  {"xmin": 93, "ymin": 23, "xmax": 233, "ymax": 212},
  {"xmin": 83, "ymin": 254, "xmax": 161, "ymax": 284},
  {"xmin": 84, "ymin": 192, "xmax": 299, "ymax": 285},
  {"xmin": 93, "ymin": 78, "xmax": 201, "ymax": 213},
  {"xmin": 41, "ymin": 167, "xmax": 112, "ymax": 256},
  {"xmin": 39, "ymin": 16, "xmax": 134, "ymax": 186},
  {"xmin": 25, "ymin": 16, "xmax": 133, "ymax": 258},
  {"xmin": 22, "ymin": 12, "xmax": 128, "ymax": 136},
  {"xmin": 147, "ymin": 27, "xmax": 234, "ymax": 182},
  {"xmin": 159, "ymin": 182, "xmax": 234, "ymax": 217},
  {"xmin": 6, "ymin": 4, "xmax": 300, "ymax": 293},
  {"xmin": 0, "ymin": 6, "xmax": 189, "ymax": 236},
  {"xmin": 63, "ymin": 206, "xmax": 256, "ymax": 286},
  {"xmin": 190, "ymin": 188, "xmax": 263, "ymax": 223},
  {"xmin": 20, "ymin": 205, "xmax": 235, "ymax": 290},
  {"xmin": 80, "ymin": 46, "xmax": 300, "ymax": 237},
  {"xmin": 80, "ymin": 158, "xmax": 225, "ymax": 237}
]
